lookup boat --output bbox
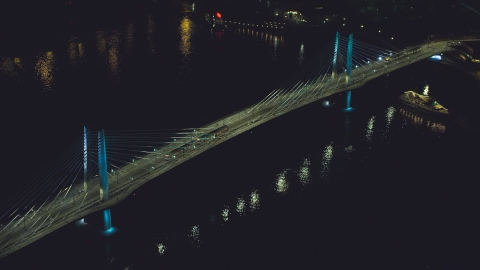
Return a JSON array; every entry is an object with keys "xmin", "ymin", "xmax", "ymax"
[{"xmin": 398, "ymin": 85, "xmax": 449, "ymax": 115}]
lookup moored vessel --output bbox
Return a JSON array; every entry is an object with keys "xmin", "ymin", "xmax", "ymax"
[{"xmin": 398, "ymin": 85, "xmax": 449, "ymax": 115}]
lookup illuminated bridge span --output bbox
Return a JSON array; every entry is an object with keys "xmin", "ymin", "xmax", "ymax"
[{"xmin": 1, "ymin": 33, "xmax": 479, "ymax": 258}]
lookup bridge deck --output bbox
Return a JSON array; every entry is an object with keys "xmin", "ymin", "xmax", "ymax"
[{"xmin": 0, "ymin": 37, "xmax": 478, "ymax": 258}]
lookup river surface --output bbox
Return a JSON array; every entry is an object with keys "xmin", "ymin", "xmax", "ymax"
[{"xmin": 1, "ymin": 1, "xmax": 480, "ymax": 269}]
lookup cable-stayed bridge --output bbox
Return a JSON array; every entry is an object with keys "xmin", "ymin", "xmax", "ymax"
[{"xmin": 1, "ymin": 33, "xmax": 479, "ymax": 258}]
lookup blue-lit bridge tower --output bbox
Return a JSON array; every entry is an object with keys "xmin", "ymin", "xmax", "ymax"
[
  {"xmin": 98, "ymin": 129, "xmax": 112, "ymax": 231},
  {"xmin": 331, "ymin": 32, "xmax": 354, "ymax": 111},
  {"xmin": 83, "ymin": 127, "xmax": 112, "ymax": 232},
  {"xmin": 345, "ymin": 33, "xmax": 353, "ymax": 111}
]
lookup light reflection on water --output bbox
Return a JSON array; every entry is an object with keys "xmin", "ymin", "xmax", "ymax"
[
  {"xmin": 68, "ymin": 40, "xmax": 85, "ymax": 66},
  {"xmin": 233, "ymin": 27, "xmax": 284, "ymax": 48},
  {"xmin": 298, "ymin": 157, "xmax": 311, "ymax": 187},
  {"xmin": 108, "ymin": 31, "xmax": 121, "ymax": 82},
  {"xmin": 189, "ymin": 225, "xmax": 200, "ymax": 248},
  {"xmin": 96, "ymin": 29, "xmax": 107, "ymax": 56},
  {"xmin": 0, "ymin": 57, "xmax": 18, "ymax": 77},
  {"xmin": 365, "ymin": 116, "xmax": 375, "ymax": 142},
  {"xmin": 35, "ymin": 51, "xmax": 55, "ymax": 90},
  {"xmin": 147, "ymin": 15, "xmax": 156, "ymax": 55},
  {"xmin": 400, "ymin": 108, "xmax": 446, "ymax": 133},
  {"xmin": 146, "ymin": 105, "xmax": 453, "ymax": 266},
  {"xmin": 14, "ymin": 57, "xmax": 22, "ymax": 69},
  {"xmin": 400, "ymin": 108, "xmax": 423, "ymax": 126},
  {"xmin": 221, "ymin": 206, "xmax": 229, "ymax": 222},
  {"xmin": 382, "ymin": 105, "xmax": 396, "ymax": 139},
  {"xmin": 299, "ymin": 42, "xmax": 305, "ymax": 65},
  {"xmin": 179, "ymin": 17, "xmax": 194, "ymax": 57},
  {"xmin": 320, "ymin": 142, "xmax": 333, "ymax": 180},
  {"xmin": 249, "ymin": 189, "xmax": 260, "ymax": 211},
  {"xmin": 428, "ymin": 121, "xmax": 446, "ymax": 133},
  {"xmin": 275, "ymin": 169, "xmax": 289, "ymax": 194},
  {"xmin": 125, "ymin": 23, "xmax": 134, "ymax": 55},
  {"xmin": 156, "ymin": 243, "xmax": 166, "ymax": 256},
  {"xmin": 236, "ymin": 197, "xmax": 246, "ymax": 215}
]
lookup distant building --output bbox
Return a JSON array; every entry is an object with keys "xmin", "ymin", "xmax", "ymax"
[{"xmin": 284, "ymin": 11, "xmax": 304, "ymax": 22}]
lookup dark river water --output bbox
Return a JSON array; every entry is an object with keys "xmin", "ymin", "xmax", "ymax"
[{"xmin": 1, "ymin": 1, "xmax": 480, "ymax": 269}]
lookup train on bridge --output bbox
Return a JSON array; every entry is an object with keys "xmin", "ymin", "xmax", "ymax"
[
  {"xmin": 385, "ymin": 46, "xmax": 422, "ymax": 63},
  {"xmin": 163, "ymin": 125, "xmax": 229, "ymax": 160}
]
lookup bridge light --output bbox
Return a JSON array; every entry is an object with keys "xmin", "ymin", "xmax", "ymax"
[
  {"xmin": 391, "ymin": 37, "xmax": 394, "ymax": 40},
  {"xmin": 378, "ymin": 30, "xmax": 381, "ymax": 33},
  {"xmin": 378, "ymin": 57, "xmax": 382, "ymax": 60}
]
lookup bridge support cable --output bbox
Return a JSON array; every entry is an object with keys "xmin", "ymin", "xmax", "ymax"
[
  {"xmin": 0, "ymin": 149, "xmax": 83, "ymax": 228},
  {"xmin": 251, "ymin": 39, "xmax": 335, "ymax": 114},
  {"xmin": 259, "ymin": 58, "xmax": 325, "ymax": 112},
  {"xmin": 0, "ymin": 137, "xmax": 84, "ymax": 224},
  {"xmin": 95, "ymin": 129, "xmax": 203, "ymax": 188},
  {"xmin": 0, "ymin": 138, "xmax": 82, "ymax": 221},
  {"xmin": 285, "ymin": 50, "xmax": 338, "ymax": 107},
  {"xmin": 264, "ymin": 43, "xmax": 336, "ymax": 116},
  {"xmin": 29, "ymin": 159, "xmax": 84, "ymax": 218},
  {"xmin": 308, "ymin": 64, "xmax": 334, "ymax": 99}
]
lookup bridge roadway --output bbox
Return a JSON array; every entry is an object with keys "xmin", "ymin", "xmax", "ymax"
[{"xmin": 0, "ymin": 38, "xmax": 477, "ymax": 258}]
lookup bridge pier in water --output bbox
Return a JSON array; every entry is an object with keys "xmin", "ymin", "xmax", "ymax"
[{"xmin": 98, "ymin": 129, "xmax": 112, "ymax": 232}]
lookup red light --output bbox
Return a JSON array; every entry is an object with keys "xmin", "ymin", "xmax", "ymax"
[{"xmin": 216, "ymin": 12, "xmax": 222, "ymax": 19}]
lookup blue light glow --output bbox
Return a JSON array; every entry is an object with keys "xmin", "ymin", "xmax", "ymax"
[
  {"xmin": 430, "ymin": 55, "xmax": 442, "ymax": 60},
  {"xmin": 102, "ymin": 227, "xmax": 118, "ymax": 236}
]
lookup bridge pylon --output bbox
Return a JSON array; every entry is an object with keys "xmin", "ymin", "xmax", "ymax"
[
  {"xmin": 345, "ymin": 33, "xmax": 353, "ymax": 111},
  {"xmin": 98, "ymin": 129, "xmax": 112, "ymax": 231},
  {"xmin": 332, "ymin": 32, "xmax": 339, "ymax": 79},
  {"xmin": 83, "ymin": 126, "xmax": 92, "ymax": 191}
]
